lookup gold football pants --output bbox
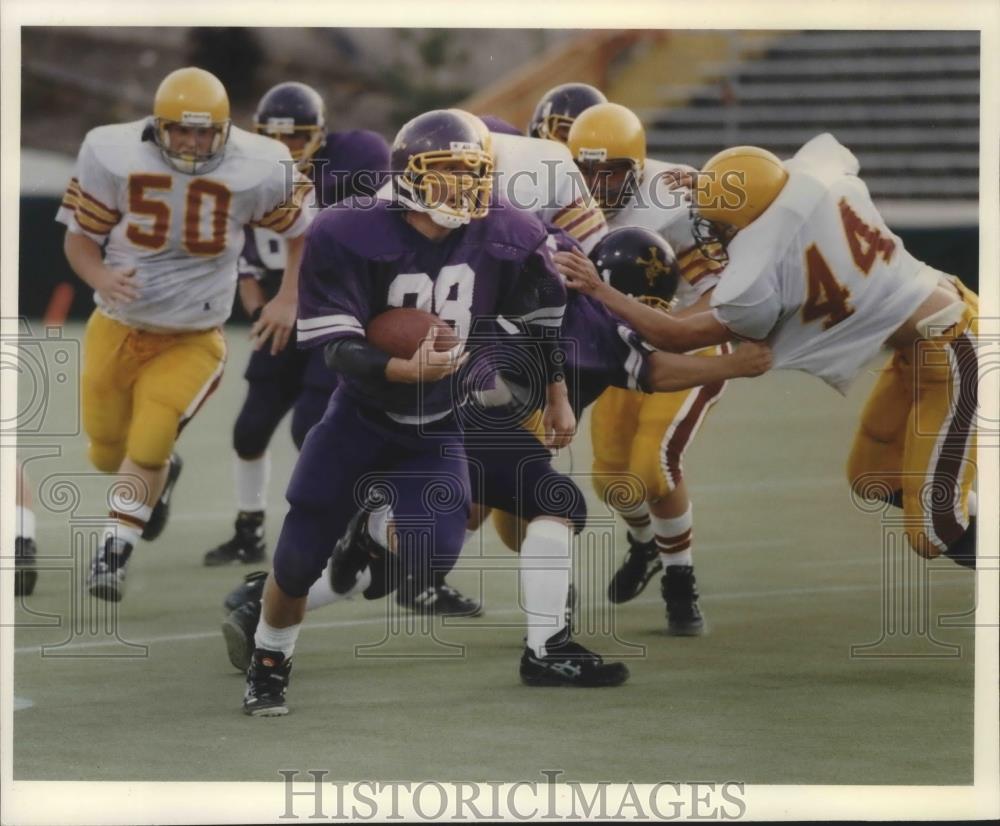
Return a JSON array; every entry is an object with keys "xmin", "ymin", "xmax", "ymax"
[
  {"xmin": 590, "ymin": 345, "xmax": 729, "ymax": 510},
  {"xmin": 846, "ymin": 280, "xmax": 978, "ymax": 557},
  {"xmin": 82, "ymin": 310, "xmax": 226, "ymax": 472}
]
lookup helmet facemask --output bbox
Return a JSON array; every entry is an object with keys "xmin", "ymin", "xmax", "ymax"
[
  {"xmin": 690, "ymin": 207, "xmax": 735, "ymax": 266},
  {"xmin": 255, "ymin": 118, "xmax": 326, "ymax": 171},
  {"xmin": 576, "ymin": 153, "xmax": 642, "ymax": 214},
  {"xmin": 396, "ymin": 147, "xmax": 494, "ymax": 229},
  {"xmin": 154, "ymin": 114, "xmax": 231, "ymax": 175},
  {"xmin": 537, "ymin": 109, "xmax": 576, "ymax": 143}
]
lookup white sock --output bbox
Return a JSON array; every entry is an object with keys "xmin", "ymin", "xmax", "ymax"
[
  {"xmin": 306, "ymin": 558, "xmax": 373, "ymax": 610},
  {"xmin": 652, "ymin": 505, "xmax": 693, "ymax": 568},
  {"xmin": 520, "ymin": 519, "xmax": 573, "ymax": 657},
  {"xmin": 367, "ymin": 504, "xmax": 392, "ymax": 548},
  {"xmin": 235, "ymin": 452, "xmax": 270, "ymax": 513},
  {"xmin": 619, "ymin": 501, "xmax": 654, "ymax": 543},
  {"xmin": 254, "ymin": 616, "xmax": 301, "ymax": 658},
  {"xmin": 103, "ymin": 499, "xmax": 152, "ymax": 552},
  {"xmin": 16, "ymin": 506, "xmax": 36, "ymax": 541},
  {"xmin": 967, "ymin": 490, "xmax": 977, "ymax": 518}
]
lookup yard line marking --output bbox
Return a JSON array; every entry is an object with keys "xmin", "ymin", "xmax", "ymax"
[{"xmin": 13, "ymin": 578, "xmax": 972, "ymax": 655}]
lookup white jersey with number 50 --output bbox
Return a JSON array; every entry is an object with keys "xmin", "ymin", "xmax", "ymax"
[
  {"xmin": 57, "ymin": 119, "xmax": 313, "ymax": 331},
  {"xmin": 710, "ymin": 133, "xmax": 940, "ymax": 393}
]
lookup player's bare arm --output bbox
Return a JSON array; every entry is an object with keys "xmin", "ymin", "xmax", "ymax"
[
  {"xmin": 644, "ymin": 341, "xmax": 773, "ymax": 393},
  {"xmin": 541, "ymin": 378, "xmax": 576, "ymax": 449},
  {"xmin": 555, "ymin": 247, "xmax": 729, "ymax": 351},
  {"xmin": 63, "ymin": 230, "xmax": 138, "ymax": 305},
  {"xmin": 251, "ymin": 232, "xmax": 305, "ymax": 356},
  {"xmin": 238, "ymin": 277, "xmax": 267, "ymax": 319}
]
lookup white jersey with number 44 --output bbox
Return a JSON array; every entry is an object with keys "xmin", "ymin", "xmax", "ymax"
[
  {"xmin": 57, "ymin": 119, "xmax": 313, "ymax": 331},
  {"xmin": 710, "ymin": 133, "xmax": 940, "ymax": 393}
]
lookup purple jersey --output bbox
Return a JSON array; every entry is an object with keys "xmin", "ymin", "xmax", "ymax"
[
  {"xmin": 296, "ymin": 197, "xmax": 566, "ymax": 422},
  {"xmin": 481, "ymin": 114, "xmax": 524, "ymax": 136},
  {"xmin": 237, "ymin": 130, "xmax": 390, "ymax": 297},
  {"xmin": 499, "ymin": 227, "xmax": 651, "ymax": 416}
]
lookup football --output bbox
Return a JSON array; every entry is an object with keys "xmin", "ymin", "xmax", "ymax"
[{"xmin": 365, "ymin": 307, "xmax": 460, "ymax": 359}]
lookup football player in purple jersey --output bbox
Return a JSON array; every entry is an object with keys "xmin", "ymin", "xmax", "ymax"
[
  {"xmin": 225, "ymin": 227, "xmax": 770, "ymax": 690},
  {"xmin": 237, "ymin": 109, "xmax": 590, "ymax": 716},
  {"xmin": 203, "ymin": 83, "xmax": 390, "ymax": 566}
]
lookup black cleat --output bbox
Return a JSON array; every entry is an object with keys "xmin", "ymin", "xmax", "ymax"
[
  {"xmin": 397, "ymin": 572, "xmax": 483, "ymax": 617},
  {"xmin": 943, "ymin": 517, "xmax": 976, "ymax": 569},
  {"xmin": 520, "ymin": 628, "xmax": 629, "ymax": 687},
  {"xmin": 607, "ymin": 533, "xmax": 662, "ymax": 604},
  {"xmin": 661, "ymin": 565, "xmax": 705, "ymax": 636},
  {"xmin": 204, "ymin": 510, "xmax": 267, "ymax": 566},
  {"xmin": 142, "ymin": 453, "xmax": 183, "ymax": 541},
  {"xmin": 88, "ymin": 537, "xmax": 133, "ymax": 603},
  {"xmin": 14, "ymin": 537, "xmax": 38, "ymax": 596},
  {"xmin": 243, "ymin": 648, "xmax": 292, "ymax": 717},
  {"xmin": 330, "ymin": 509, "xmax": 383, "ymax": 595},
  {"xmin": 223, "ymin": 570, "xmax": 268, "ymax": 613},
  {"xmin": 222, "ymin": 599, "xmax": 262, "ymax": 672}
]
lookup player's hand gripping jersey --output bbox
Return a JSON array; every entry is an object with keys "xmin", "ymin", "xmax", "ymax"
[
  {"xmin": 710, "ymin": 133, "xmax": 939, "ymax": 392},
  {"xmin": 58, "ymin": 120, "xmax": 313, "ymax": 331}
]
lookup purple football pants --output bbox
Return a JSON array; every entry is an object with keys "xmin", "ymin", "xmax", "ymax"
[{"xmin": 272, "ymin": 388, "xmax": 471, "ymax": 598}]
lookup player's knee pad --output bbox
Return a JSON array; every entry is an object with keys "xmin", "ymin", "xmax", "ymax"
[
  {"xmin": 88, "ymin": 440, "xmax": 126, "ymax": 473},
  {"xmin": 591, "ymin": 464, "xmax": 647, "ymax": 512},
  {"xmin": 532, "ymin": 473, "xmax": 587, "ymax": 535},
  {"xmin": 845, "ymin": 431, "xmax": 905, "ymax": 506},
  {"xmin": 627, "ymin": 454, "xmax": 670, "ymax": 503},
  {"xmin": 126, "ymin": 399, "xmax": 180, "ymax": 470},
  {"xmin": 233, "ymin": 405, "xmax": 275, "ymax": 458},
  {"xmin": 491, "ymin": 509, "xmax": 527, "ymax": 552}
]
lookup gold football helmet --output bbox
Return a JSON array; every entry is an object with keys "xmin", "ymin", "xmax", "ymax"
[
  {"xmin": 694, "ymin": 146, "xmax": 788, "ymax": 230},
  {"xmin": 152, "ymin": 67, "xmax": 231, "ymax": 175},
  {"xmin": 567, "ymin": 103, "xmax": 646, "ymax": 212}
]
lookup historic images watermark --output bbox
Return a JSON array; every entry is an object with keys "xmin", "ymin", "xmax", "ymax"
[{"xmin": 277, "ymin": 770, "xmax": 748, "ymax": 821}]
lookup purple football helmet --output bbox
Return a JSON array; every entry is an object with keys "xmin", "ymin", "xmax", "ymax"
[
  {"xmin": 254, "ymin": 81, "xmax": 326, "ymax": 167},
  {"xmin": 390, "ymin": 109, "xmax": 494, "ymax": 229},
  {"xmin": 590, "ymin": 226, "xmax": 679, "ymax": 311},
  {"xmin": 528, "ymin": 83, "xmax": 607, "ymax": 143}
]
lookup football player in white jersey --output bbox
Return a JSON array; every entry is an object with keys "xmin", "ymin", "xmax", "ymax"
[
  {"xmin": 559, "ymin": 102, "xmax": 731, "ymax": 634},
  {"xmin": 488, "ymin": 129, "xmax": 607, "ymax": 254},
  {"xmin": 57, "ymin": 67, "xmax": 313, "ymax": 602},
  {"xmin": 560, "ymin": 133, "xmax": 979, "ymax": 568}
]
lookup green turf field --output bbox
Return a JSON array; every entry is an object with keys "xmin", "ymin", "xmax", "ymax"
[{"xmin": 12, "ymin": 321, "xmax": 975, "ymax": 784}]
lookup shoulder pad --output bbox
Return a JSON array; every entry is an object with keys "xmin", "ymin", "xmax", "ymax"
[
  {"xmin": 311, "ymin": 200, "xmax": 410, "ymax": 260},
  {"xmin": 319, "ymin": 130, "xmax": 390, "ymax": 169},
  {"xmin": 227, "ymin": 125, "xmax": 294, "ymax": 164},
  {"xmin": 474, "ymin": 199, "xmax": 548, "ymax": 261},
  {"xmin": 81, "ymin": 120, "xmax": 150, "ymax": 176}
]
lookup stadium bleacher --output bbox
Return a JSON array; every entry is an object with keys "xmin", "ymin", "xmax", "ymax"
[{"xmin": 641, "ymin": 30, "xmax": 979, "ymax": 204}]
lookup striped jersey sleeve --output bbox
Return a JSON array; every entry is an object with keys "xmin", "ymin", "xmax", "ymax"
[
  {"xmin": 548, "ymin": 194, "xmax": 607, "ymax": 254},
  {"xmin": 55, "ymin": 138, "xmax": 123, "ymax": 243},
  {"xmin": 251, "ymin": 166, "xmax": 314, "ymax": 238}
]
